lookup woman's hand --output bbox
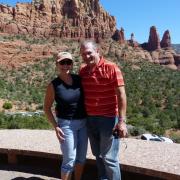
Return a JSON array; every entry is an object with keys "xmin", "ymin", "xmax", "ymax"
[{"xmin": 55, "ymin": 126, "xmax": 65, "ymax": 142}]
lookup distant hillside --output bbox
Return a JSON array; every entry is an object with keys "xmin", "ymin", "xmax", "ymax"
[{"xmin": 172, "ymin": 44, "xmax": 180, "ymax": 53}]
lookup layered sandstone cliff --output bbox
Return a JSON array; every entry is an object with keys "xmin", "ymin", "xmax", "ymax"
[{"xmin": 0, "ymin": 0, "xmax": 116, "ymax": 41}]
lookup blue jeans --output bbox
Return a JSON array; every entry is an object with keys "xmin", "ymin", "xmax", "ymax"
[
  {"xmin": 58, "ymin": 118, "xmax": 88, "ymax": 173},
  {"xmin": 87, "ymin": 116, "xmax": 121, "ymax": 180}
]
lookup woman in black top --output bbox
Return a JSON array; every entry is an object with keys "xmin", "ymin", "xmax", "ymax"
[{"xmin": 44, "ymin": 52, "xmax": 87, "ymax": 180}]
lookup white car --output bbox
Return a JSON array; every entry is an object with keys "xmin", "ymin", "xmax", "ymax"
[{"xmin": 141, "ymin": 134, "xmax": 173, "ymax": 143}]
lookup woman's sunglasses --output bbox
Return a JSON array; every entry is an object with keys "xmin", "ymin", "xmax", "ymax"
[{"xmin": 59, "ymin": 59, "xmax": 73, "ymax": 65}]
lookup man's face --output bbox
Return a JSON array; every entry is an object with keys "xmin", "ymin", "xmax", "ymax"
[{"xmin": 80, "ymin": 43, "xmax": 99, "ymax": 66}]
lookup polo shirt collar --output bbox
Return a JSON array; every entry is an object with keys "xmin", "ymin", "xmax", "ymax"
[{"xmin": 97, "ymin": 56, "xmax": 105, "ymax": 67}]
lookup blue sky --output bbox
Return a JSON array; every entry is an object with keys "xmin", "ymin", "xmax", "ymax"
[
  {"xmin": 100, "ymin": 0, "xmax": 180, "ymax": 44},
  {"xmin": 1, "ymin": 0, "xmax": 180, "ymax": 44}
]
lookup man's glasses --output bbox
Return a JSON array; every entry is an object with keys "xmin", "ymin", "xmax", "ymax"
[{"xmin": 59, "ymin": 59, "xmax": 73, "ymax": 65}]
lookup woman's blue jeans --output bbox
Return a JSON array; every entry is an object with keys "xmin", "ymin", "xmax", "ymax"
[
  {"xmin": 58, "ymin": 118, "xmax": 88, "ymax": 173},
  {"xmin": 87, "ymin": 116, "xmax": 121, "ymax": 180}
]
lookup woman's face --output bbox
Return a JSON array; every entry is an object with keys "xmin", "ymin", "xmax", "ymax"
[{"xmin": 56, "ymin": 58, "xmax": 73, "ymax": 74}]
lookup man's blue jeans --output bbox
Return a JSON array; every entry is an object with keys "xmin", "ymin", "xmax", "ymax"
[{"xmin": 87, "ymin": 116, "xmax": 121, "ymax": 180}]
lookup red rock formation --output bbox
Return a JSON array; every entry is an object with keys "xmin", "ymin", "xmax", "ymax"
[
  {"xmin": 111, "ymin": 29, "xmax": 120, "ymax": 41},
  {"xmin": 0, "ymin": 0, "xmax": 116, "ymax": 40},
  {"xmin": 160, "ymin": 30, "xmax": 171, "ymax": 48},
  {"xmin": 128, "ymin": 33, "xmax": 139, "ymax": 48},
  {"xmin": 147, "ymin": 26, "xmax": 161, "ymax": 51},
  {"xmin": 111, "ymin": 27, "xmax": 126, "ymax": 44},
  {"xmin": 119, "ymin": 27, "xmax": 125, "ymax": 44}
]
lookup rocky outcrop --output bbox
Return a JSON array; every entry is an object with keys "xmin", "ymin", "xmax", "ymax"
[
  {"xmin": 160, "ymin": 30, "xmax": 171, "ymax": 48},
  {"xmin": 119, "ymin": 27, "xmax": 126, "ymax": 44},
  {"xmin": 174, "ymin": 54, "xmax": 180, "ymax": 69},
  {"xmin": 147, "ymin": 26, "xmax": 161, "ymax": 51},
  {"xmin": 0, "ymin": 0, "xmax": 116, "ymax": 41},
  {"xmin": 112, "ymin": 27, "xmax": 126, "ymax": 44},
  {"xmin": 141, "ymin": 27, "xmax": 173, "ymax": 51},
  {"xmin": 101, "ymin": 36, "xmax": 179, "ymax": 70},
  {"xmin": 151, "ymin": 49, "xmax": 175, "ymax": 65},
  {"xmin": 128, "ymin": 33, "xmax": 139, "ymax": 48},
  {"xmin": 111, "ymin": 29, "xmax": 120, "ymax": 41},
  {"xmin": 138, "ymin": 26, "xmax": 180, "ymax": 69}
]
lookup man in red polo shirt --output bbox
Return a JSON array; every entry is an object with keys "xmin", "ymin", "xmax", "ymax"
[{"xmin": 79, "ymin": 40, "xmax": 127, "ymax": 180}]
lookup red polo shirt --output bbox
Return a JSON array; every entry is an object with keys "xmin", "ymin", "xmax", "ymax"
[{"xmin": 79, "ymin": 57, "xmax": 125, "ymax": 117}]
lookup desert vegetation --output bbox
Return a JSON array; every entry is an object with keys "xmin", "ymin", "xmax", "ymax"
[
  {"xmin": 119, "ymin": 60, "xmax": 179, "ymax": 138},
  {"xmin": 0, "ymin": 113, "xmax": 51, "ymax": 129}
]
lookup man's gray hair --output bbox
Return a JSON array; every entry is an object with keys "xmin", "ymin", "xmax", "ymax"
[{"xmin": 80, "ymin": 40, "xmax": 98, "ymax": 50}]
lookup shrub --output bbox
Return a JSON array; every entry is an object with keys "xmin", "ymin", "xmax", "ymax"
[
  {"xmin": 3, "ymin": 102, "xmax": 13, "ymax": 109},
  {"xmin": 129, "ymin": 126, "xmax": 146, "ymax": 136},
  {"xmin": 170, "ymin": 134, "xmax": 180, "ymax": 143},
  {"xmin": 7, "ymin": 121, "xmax": 20, "ymax": 129},
  {"xmin": 0, "ymin": 113, "xmax": 52, "ymax": 129}
]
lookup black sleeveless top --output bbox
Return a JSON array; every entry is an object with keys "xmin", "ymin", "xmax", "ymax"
[{"xmin": 51, "ymin": 74, "xmax": 86, "ymax": 120}]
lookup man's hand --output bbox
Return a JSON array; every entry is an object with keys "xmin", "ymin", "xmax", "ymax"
[
  {"xmin": 55, "ymin": 126, "xmax": 65, "ymax": 142},
  {"xmin": 113, "ymin": 121, "xmax": 128, "ymax": 138}
]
